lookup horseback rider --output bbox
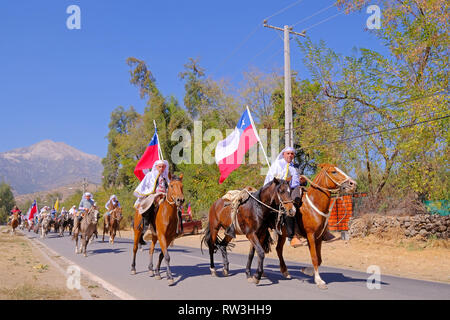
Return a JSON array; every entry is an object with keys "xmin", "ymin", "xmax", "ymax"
[
  {"xmin": 10, "ymin": 206, "xmax": 21, "ymax": 224},
  {"xmin": 133, "ymin": 160, "xmax": 170, "ymax": 240},
  {"xmin": 73, "ymin": 192, "xmax": 95, "ymax": 233},
  {"xmin": 50, "ymin": 207, "xmax": 57, "ymax": 220},
  {"xmin": 104, "ymin": 195, "xmax": 121, "ymax": 230},
  {"xmin": 224, "ymin": 147, "xmax": 300, "ymax": 241}
]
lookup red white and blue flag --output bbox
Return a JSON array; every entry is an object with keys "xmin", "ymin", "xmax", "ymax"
[
  {"xmin": 215, "ymin": 107, "xmax": 259, "ymax": 184},
  {"xmin": 134, "ymin": 128, "xmax": 161, "ymax": 181},
  {"xmin": 187, "ymin": 202, "xmax": 192, "ymax": 216},
  {"xmin": 28, "ymin": 200, "xmax": 37, "ymax": 221}
]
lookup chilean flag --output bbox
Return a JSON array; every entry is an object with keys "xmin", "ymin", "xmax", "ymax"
[
  {"xmin": 215, "ymin": 108, "xmax": 259, "ymax": 184},
  {"xmin": 28, "ymin": 200, "xmax": 37, "ymax": 221},
  {"xmin": 134, "ymin": 129, "xmax": 161, "ymax": 181},
  {"xmin": 187, "ymin": 202, "xmax": 192, "ymax": 216}
]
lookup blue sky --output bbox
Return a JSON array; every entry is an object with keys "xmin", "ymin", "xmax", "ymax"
[{"xmin": 0, "ymin": 0, "xmax": 384, "ymax": 158}]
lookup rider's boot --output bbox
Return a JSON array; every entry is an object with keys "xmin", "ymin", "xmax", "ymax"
[
  {"xmin": 142, "ymin": 209, "xmax": 156, "ymax": 241},
  {"xmin": 322, "ymin": 228, "xmax": 336, "ymax": 242}
]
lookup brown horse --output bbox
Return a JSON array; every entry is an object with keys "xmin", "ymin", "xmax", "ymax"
[
  {"xmin": 131, "ymin": 174, "xmax": 185, "ymax": 286},
  {"xmin": 103, "ymin": 205, "xmax": 122, "ymax": 244},
  {"xmin": 202, "ymin": 178, "xmax": 296, "ymax": 284},
  {"xmin": 10, "ymin": 212, "xmax": 20, "ymax": 235},
  {"xmin": 293, "ymin": 164, "xmax": 356, "ymax": 289},
  {"xmin": 72, "ymin": 207, "xmax": 100, "ymax": 257}
]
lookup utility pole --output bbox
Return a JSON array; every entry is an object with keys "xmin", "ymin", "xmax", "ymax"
[
  {"xmin": 263, "ymin": 21, "xmax": 305, "ymax": 148},
  {"xmin": 81, "ymin": 178, "xmax": 88, "ymax": 194}
]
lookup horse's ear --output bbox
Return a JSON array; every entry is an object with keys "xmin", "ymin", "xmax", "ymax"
[
  {"xmin": 179, "ymin": 173, "xmax": 183, "ymax": 181},
  {"xmin": 168, "ymin": 172, "xmax": 172, "ymax": 180},
  {"xmin": 272, "ymin": 177, "xmax": 280, "ymax": 185}
]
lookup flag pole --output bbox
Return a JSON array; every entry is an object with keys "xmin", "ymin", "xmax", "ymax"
[
  {"xmin": 246, "ymin": 106, "xmax": 271, "ymax": 168},
  {"xmin": 153, "ymin": 120, "xmax": 164, "ymax": 161}
]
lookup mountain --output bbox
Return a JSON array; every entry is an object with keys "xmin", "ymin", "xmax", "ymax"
[{"xmin": 0, "ymin": 140, "xmax": 103, "ymax": 195}]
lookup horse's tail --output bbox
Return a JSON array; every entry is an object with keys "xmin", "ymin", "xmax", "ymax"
[
  {"xmin": 262, "ymin": 229, "xmax": 274, "ymax": 254},
  {"xmin": 201, "ymin": 223, "xmax": 235, "ymax": 255},
  {"xmin": 200, "ymin": 224, "xmax": 212, "ymax": 255}
]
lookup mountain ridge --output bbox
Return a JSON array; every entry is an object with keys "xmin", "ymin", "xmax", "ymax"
[{"xmin": 0, "ymin": 140, "xmax": 103, "ymax": 195}]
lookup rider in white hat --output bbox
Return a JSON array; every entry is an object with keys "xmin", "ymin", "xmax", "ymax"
[
  {"xmin": 104, "ymin": 195, "xmax": 121, "ymax": 230},
  {"xmin": 133, "ymin": 160, "xmax": 170, "ymax": 239}
]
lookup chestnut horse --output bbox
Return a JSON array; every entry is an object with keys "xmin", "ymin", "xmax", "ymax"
[
  {"xmin": 202, "ymin": 178, "xmax": 296, "ymax": 285},
  {"xmin": 131, "ymin": 174, "xmax": 185, "ymax": 286},
  {"xmin": 103, "ymin": 205, "xmax": 122, "ymax": 244},
  {"xmin": 10, "ymin": 212, "xmax": 20, "ymax": 235},
  {"xmin": 293, "ymin": 164, "xmax": 356, "ymax": 289}
]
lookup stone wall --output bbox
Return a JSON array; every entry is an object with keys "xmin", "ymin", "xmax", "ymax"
[{"xmin": 349, "ymin": 214, "xmax": 449, "ymax": 240}]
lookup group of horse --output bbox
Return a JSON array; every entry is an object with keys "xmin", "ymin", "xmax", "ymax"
[
  {"xmin": 9, "ymin": 202, "xmax": 123, "ymax": 259},
  {"xmin": 130, "ymin": 164, "xmax": 356, "ymax": 290},
  {"xmin": 26, "ymin": 211, "xmax": 75, "ymax": 238},
  {"xmin": 11, "ymin": 163, "xmax": 355, "ymax": 290}
]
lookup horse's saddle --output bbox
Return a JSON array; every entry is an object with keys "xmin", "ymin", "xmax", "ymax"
[
  {"xmin": 222, "ymin": 186, "xmax": 257, "ymax": 234},
  {"xmin": 222, "ymin": 186, "xmax": 257, "ymax": 206},
  {"xmin": 137, "ymin": 192, "xmax": 165, "ymax": 215}
]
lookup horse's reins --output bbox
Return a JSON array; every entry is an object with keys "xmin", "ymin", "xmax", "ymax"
[{"xmin": 245, "ymin": 189, "xmax": 293, "ymax": 235}]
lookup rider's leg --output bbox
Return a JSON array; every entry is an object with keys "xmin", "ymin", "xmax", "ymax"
[{"xmin": 286, "ymin": 216, "xmax": 303, "ymax": 247}]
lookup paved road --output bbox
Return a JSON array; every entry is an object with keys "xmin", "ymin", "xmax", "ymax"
[{"xmin": 24, "ymin": 230, "xmax": 450, "ymax": 300}]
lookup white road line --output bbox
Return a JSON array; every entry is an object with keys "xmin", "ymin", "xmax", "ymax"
[
  {"xmin": 29, "ymin": 235, "xmax": 136, "ymax": 300},
  {"xmin": 27, "ymin": 237, "xmax": 92, "ymax": 300}
]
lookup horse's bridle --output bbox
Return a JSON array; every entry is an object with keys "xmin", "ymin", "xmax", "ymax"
[{"xmin": 245, "ymin": 184, "xmax": 294, "ymax": 235}]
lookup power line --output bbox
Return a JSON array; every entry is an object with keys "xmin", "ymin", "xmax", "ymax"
[
  {"xmin": 264, "ymin": 0, "xmax": 304, "ymax": 21},
  {"xmin": 214, "ymin": 0, "xmax": 305, "ymax": 75},
  {"xmin": 213, "ymin": 23, "xmax": 261, "ymax": 74},
  {"xmin": 297, "ymin": 114, "xmax": 449, "ymax": 150},
  {"xmin": 303, "ymin": 11, "xmax": 345, "ymax": 32},
  {"xmin": 279, "ymin": 89, "xmax": 448, "ymax": 131},
  {"xmin": 282, "ymin": 108, "xmax": 449, "ymax": 135},
  {"xmin": 291, "ymin": 2, "xmax": 337, "ymax": 28}
]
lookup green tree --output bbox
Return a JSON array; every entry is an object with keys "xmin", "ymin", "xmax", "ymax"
[
  {"xmin": 0, "ymin": 182, "xmax": 16, "ymax": 224},
  {"xmin": 294, "ymin": 0, "xmax": 448, "ymax": 199}
]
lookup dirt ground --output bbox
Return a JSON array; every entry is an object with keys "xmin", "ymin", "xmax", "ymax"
[
  {"xmin": 0, "ymin": 226, "xmax": 117, "ymax": 300},
  {"xmin": 121, "ymin": 229, "xmax": 450, "ymax": 284}
]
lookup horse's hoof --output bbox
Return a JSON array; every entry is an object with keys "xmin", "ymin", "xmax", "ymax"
[
  {"xmin": 168, "ymin": 279, "xmax": 175, "ymax": 286},
  {"xmin": 155, "ymin": 275, "xmax": 162, "ymax": 280},
  {"xmin": 317, "ymin": 283, "xmax": 328, "ymax": 290},
  {"xmin": 302, "ymin": 267, "xmax": 314, "ymax": 277},
  {"xmin": 223, "ymin": 269, "xmax": 229, "ymax": 277},
  {"xmin": 131, "ymin": 270, "xmax": 136, "ymax": 275},
  {"xmin": 282, "ymin": 272, "xmax": 292, "ymax": 279},
  {"xmin": 247, "ymin": 277, "xmax": 253, "ymax": 283},
  {"xmin": 149, "ymin": 270, "xmax": 154, "ymax": 277},
  {"xmin": 252, "ymin": 276, "xmax": 260, "ymax": 285}
]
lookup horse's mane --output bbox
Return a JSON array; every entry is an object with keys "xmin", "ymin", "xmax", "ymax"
[{"xmin": 170, "ymin": 175, "xmax": 182, "ymax": 182}]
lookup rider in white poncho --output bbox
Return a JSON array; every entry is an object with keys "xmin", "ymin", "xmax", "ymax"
[
  {"xmin": 133, "ymin": 160, "xmax": 170, "ymax": 238},
  {"xmin": 264, "ymin": 147, "xmax": 300, "ymax": 189}
]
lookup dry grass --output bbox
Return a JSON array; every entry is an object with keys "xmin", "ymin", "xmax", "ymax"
[
  {"xmin": 0, "ymin": 283, "xmax": 69, "ymax": 300},
  {"xmin": 0, "ymin": 226, "xmax": 81, "ymax": 300}
]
